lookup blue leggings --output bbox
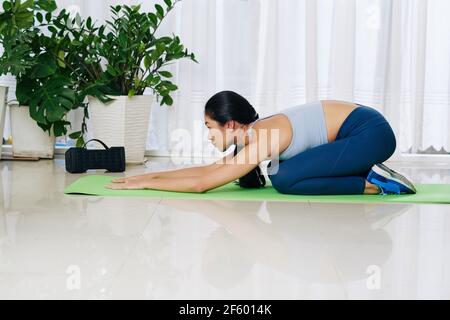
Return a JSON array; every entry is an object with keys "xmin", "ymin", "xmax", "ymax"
[{"xmin": 268, "ymin": 105, "xmax": 397, "ymax": 195}]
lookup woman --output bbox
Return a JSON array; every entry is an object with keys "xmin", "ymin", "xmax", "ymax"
[{"xmin": 106, "ymin": 90, "xmax": 416, "ymax": 195}]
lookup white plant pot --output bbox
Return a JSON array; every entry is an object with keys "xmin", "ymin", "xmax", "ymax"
[
  {"xmin": 88, "ymin": 95, "xmax": 153, "ymax": 164},
  {"xmin": 0, "ymin": 86, "xmax": 8, "ymax": 160},
  {"xmin": 9, "ymin": 104, "xmax": 56, "ymax": 159}
]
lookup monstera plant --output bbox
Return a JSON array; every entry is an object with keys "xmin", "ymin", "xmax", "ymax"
[
  {"xmin": 1, "ymin": 0, "xmax": 198, "ymax": 161},
  {"xmin": 0, "ymin": 0, "xmax": 79, "ymax": 137}
]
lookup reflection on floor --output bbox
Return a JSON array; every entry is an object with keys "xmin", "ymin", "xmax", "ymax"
[{"xmin": 0, "ymin": 156, "xmax": 449, "ymax": 299}]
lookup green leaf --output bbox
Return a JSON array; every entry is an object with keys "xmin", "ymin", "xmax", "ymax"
[
  {"xmin": 155, "ymin": 4, "xmax": 164, "ymax": 18},
  {"xmin": 134, "ymin": 78, "xmax": 141, "ymax": 89},
  {"xmin": 144, "ymin": 55, "xmax": 152, "ymax": 69},
  {"xmin": 118, "ymin": 32, "xmax": 127, "ymax": 47},
  {"xmin": 75, "ymin": 13, "xmax": 82, "ymax": 27},
  {"xmin": 148, "ymin": 75, "xmax": 161, "ymax": 86},
  {"xmin": 76, "ymin": 137, "xmax": 85, "ymax": 147},
  {"xmin": 69, "ymin": 131, "xmax": 82, "ymax": 139},
  {"xmin": 106, "ymin": 65, "xmax": 118, "ymax": 76},
  {"xmin": 162, "ymin": 95, "xmax": 173, "ymax": 106},
  {"xmin": 159, "ymin": 71, "xmax": 173, "ymax": 78},
  {"xmin": 41, "ymin": 86, "xmax": 75, "ymax": 122},
  {"xmin": 20, "ymin": 76, "xmax": 76, "ymax": 131},
  {"xmin": 164, "ymin": 0, "xmax": 173, "ymax": 8},
  {"xmin": 19, "ymin": 0, "xmax": 34, "ymax": 10},
  {"xmin": 110, "ymin": 5, "xmax": 118, "ymax": 14},
  {"xmin": 37, "ymin": 0, "xmax": 57, "ymax": 12},
  {"xmin": 161, "ymin": 81, "xmax": 177, "ymax": 90},
  {"xmin": 156, "ymin": 42, "xmax": 166, "ymax": 55},
  {"xmin": 37, "ymin": 122, "xmax": 52, "ymax": 135},
  {"xmin": 30, "ymin": 54, "xmax": 57, "ymax": 79},
  {"xmin": 149, "ymin": 49, "xmax": 158, "ymax": 62},
  {"xmin": 14, "ymin": 10, "xmax": 34, "ymax": 28},
  {"xmin": 190, "ymin": 53, "xmax": 199, "ymax": 63},
  {"xmin": 57, "ymin": 50, "xmax": 66, "ymax": 68},
  {"xmin": 86, "ymin": 17, "xmax": 92, "ymax": 29},
  {"xmin": 148, "ymin": 12, "xmax": 157, "ymax": 25},
  {"xmin": 53, "ymin": 121, "xmax": 68, "ymax": 137},
  {"xmin": 15, "ymin": 77, "xmax": 35, "ymax": 106},
  {"xmin": 128, "ymin": 89, "xmax": 136, "ymax": 97},
  {"xmin": 157, "ymin": 37, "xmax": 173, "ymax": 44},
  {"xmin": 47, "ymin": 25, "xmax": 57, "ymax": 33},
  {"xmin": 36, "ymin": 12, "xmax": 43, "ymax": 23},
  {"xmin": 59, "ymin": 89, "xmax": 76, "ymax": 109},
  {"xmin": 3, "ymin": 1, "xmax": 11, "ymax": 11},
  {"xmin": 131, "ymin": 4, "xmax": 141, "ymax": 12},
  {"xmin": 29, "ymin": 99, "xmax": 48, "ymax": 125}
]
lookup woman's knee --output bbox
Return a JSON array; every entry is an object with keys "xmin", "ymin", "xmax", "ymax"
[
  {"xmin": 388, "ymin": 128, "xmax": 397, "ymax": 157},
  {"xmin": 268, "ymin": 164, "xmax": 293, "ymax": 193},
  {"xmin": 270, "ymin": 179, "xmax": 291, "ymax": 194},
  {"xmin": 366, "ymin": 123, "xmax": 397, "ymax": 164},
  {"xmin": 269, "ymin": 176, "xmax": 309, "ymax": 195},
  {"xmin": 380, "ymin": 124, "xmax": 397, "ymax": 161}
]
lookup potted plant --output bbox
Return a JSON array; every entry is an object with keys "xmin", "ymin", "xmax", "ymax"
[
  {"xmin": 0, "ymin": 0, "xmax": 80, "ymax": 158},
  {"xmin": 0, "ymin": 85, "xmax": 7, "ymax": 159},
  {"xmin": 67, "ymin": 1, "xmax": 198, "ymax": 164}
]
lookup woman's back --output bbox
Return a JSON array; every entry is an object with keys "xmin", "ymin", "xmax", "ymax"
[{"xmin": 251, "ymin": 100, "xmax": 359, "ymax": 160}]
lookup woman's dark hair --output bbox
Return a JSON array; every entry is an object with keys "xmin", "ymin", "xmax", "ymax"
[{"xmin": 205, "ymin": 90, "xmax": 266, "ymax": 189}]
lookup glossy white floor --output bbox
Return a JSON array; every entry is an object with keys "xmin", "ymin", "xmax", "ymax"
[{"xmin": 0, "ymin": 156, "xmax": 450, "ymax": 300}]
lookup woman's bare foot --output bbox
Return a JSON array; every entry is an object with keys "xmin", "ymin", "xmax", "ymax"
[{"xmin": 364, "ymin": 180, "xmax": 381, "ymax": 194}]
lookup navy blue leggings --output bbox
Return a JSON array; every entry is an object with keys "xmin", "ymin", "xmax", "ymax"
[{"xmin": 268, "ymin": 105, "xmax": 397, "ymax": 195}]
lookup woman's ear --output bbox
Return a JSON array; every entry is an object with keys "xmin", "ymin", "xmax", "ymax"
[{"xmin": 225, "ymin": 120, "xmax": 236, "ymax": 130}]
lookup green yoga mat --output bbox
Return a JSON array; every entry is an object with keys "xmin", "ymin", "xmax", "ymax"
[{"xmin": 63, "ymin": 175, "xmax": 450, "ymax": 204}]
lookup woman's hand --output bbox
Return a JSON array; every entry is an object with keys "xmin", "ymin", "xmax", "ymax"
[
  {"xmin": 106, "ymin": 173, "xmax": 156, "ymax": 190},
  {"xmin": 105, "ymin": 179, "xmax": 153, "ymax": 190},
  {"xmin": 111, "ymin": 173, "xmax": 155, "ymax": 183}
]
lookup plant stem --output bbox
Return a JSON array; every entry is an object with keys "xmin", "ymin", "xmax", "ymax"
[{"xmin": 149, "ymin": 0, "xmax": 180, "ymax": 40}]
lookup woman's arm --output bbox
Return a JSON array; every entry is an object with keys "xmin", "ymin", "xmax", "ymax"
[
  {"xmin": 197, "ymin": 141, "xmax": 270, "ymax": 192},
  {"xmin": 106, "ymin": 142, "xmax": 271, "ymax": 193},
  {"xmin": 107, "ymin": 175, "xmax": 205, "ymax": 193},
  {"xmin": 150, "ymin": 158, "xmax": 229, "ymax": 179},
  {"xmin": 111, "ymin": 152, "xmax": 235, "ymax": 182}
]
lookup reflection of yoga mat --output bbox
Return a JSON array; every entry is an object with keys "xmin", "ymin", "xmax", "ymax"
[{"xmin": 64, "ymin": 175, "xmax": 450, "ymax": 204}]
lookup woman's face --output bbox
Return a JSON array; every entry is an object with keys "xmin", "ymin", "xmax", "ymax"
[{"xmin": 205, "ymin": 114, "xmax": 245, "ymax": 152}]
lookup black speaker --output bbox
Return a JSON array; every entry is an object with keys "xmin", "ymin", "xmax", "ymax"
[{"xmin": 65, "ymin": 139, "xmax": 126, "ymax": 174}]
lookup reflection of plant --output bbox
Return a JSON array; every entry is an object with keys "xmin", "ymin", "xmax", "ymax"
[{"xmin": 131, "ymin": 213, "xmax": 182, "ymax": 298}]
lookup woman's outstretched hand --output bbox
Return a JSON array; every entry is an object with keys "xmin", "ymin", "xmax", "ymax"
[
  {"xmin": 106, "ymin": 173, "xmax": 156, "ymax": 190},
  {"xmin": 105, "ymin": 179, "xmax": 152, "ymax": 190},
  {"xmin": 111, "ymin": 173, "xmax": 155, "ymax": 183}
]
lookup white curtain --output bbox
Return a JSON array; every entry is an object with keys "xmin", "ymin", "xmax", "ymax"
[{"xmin": 2, "ymin": 0, "xmax": 450, "ymax": 157}]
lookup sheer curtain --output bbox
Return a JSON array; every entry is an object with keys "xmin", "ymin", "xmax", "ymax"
[{"xmin": 1, "ymin": 0, "xmax": 450, "ymax": 158}]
